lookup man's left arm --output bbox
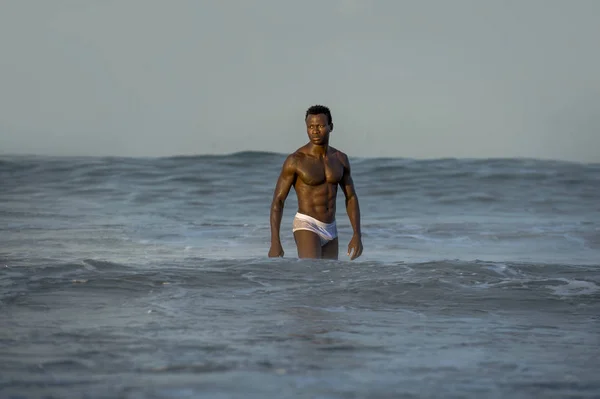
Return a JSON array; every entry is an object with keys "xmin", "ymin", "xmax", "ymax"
[{"xmin": 339, "ymin": 153, "xmax": 363, "ymax": 260}]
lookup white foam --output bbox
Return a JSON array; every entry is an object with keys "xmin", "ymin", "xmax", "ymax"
[{"xmin": 548, "ymin": 278, "xmax": 600, "ymax": 297}]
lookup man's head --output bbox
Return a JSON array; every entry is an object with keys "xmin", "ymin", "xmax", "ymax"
[
  {"xmin": 305, "ymin": 105, "xmax": 334, "ymax": 146},
  {"xmin": 305, "ymin": 105, "xmax": 333, "ymax": 125}
]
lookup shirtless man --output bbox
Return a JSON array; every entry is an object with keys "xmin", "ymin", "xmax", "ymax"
[{"xmin": 268, "ymin": 105, "xmax": 363, "ymax": 260}]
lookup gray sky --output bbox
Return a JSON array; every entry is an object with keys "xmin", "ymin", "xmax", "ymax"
[{"xmin": 1, "ymin": 0, "xmax": 599, "ymax": 162}]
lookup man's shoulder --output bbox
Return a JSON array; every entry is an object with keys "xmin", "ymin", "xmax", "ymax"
[
  {"xmin": 328, "ymin": 146, "xmax": 345, "ymax": 156},
  {"xmin": 282, "ymin": 148, "xmax": 307, "ymax": 168},
  {"xmin": 289, "ymin": 146, "xmax": 311, "ymax": 160},
  {"xmin": 329, "ymin": 146, "xmax": 349, "ymax": 162}
]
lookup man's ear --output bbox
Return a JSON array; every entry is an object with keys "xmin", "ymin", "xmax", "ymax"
[{"xmin": 330, "ymin": 123, "xmax": 334, "ymax": 131}]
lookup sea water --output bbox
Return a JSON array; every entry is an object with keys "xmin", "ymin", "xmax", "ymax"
[{"xmin": 1, "ymin": 152, "xmax": 599, "ymax": 398}]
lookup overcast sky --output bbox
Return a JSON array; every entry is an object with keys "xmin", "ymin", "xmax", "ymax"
[{"xmin": 1, "ymin": 0, "xmax": 598, "ymax": 162}]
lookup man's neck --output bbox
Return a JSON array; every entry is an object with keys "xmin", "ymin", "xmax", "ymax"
[{"xmin": 308, "ymin": 143, "xmax": 328, "ymax": 157}]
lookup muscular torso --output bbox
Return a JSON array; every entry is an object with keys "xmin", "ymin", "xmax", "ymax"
[{"xmin": 292, "ymin": 147, "xmax": 346, "ymax": 223}]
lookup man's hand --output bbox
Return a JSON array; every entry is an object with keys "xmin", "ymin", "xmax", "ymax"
[
  {"xmin": 268, "ymin": 243, "xmax": 284, "ymax": 258},
  {"xmin": 347, "ymin": 234, "xmax": 363, "ymax": 260}
]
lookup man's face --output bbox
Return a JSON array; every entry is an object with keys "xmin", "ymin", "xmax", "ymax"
[{"xmin": 305, "ymin": 114, "xmax": 332, "ymax": 145}]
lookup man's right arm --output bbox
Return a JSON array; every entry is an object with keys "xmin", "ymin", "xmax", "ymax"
[{"xmin": 268, "ymin": 155, "xmax": 296, "ymax": 257}]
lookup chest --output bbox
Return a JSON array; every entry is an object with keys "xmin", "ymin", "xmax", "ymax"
[{"xmin": 296, "ymin": 157, "xmax": 344, "ymax": 186}]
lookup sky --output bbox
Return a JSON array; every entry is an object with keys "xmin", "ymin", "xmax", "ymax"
[{"xmin": 0, "ymin": 0, "xmax": 599, "ymax": 162}]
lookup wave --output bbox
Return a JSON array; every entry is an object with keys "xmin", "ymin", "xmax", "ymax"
[
  {"xmin": 2, "ymin": 259, "xmax": 598, "ymax": 310},
  {"xmin": 3, "ymin": 153, "xmax": 599, "ymax": 183}
]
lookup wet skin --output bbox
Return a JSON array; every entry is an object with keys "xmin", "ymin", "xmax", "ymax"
[{"xmin": 268, "ymin": 113, "xmax": 363, "ymax": 260}]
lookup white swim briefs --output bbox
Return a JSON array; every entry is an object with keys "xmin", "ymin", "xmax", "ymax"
[{"xmin": 292, "ymin": 212, "xmax": 338, "ymax": 246}]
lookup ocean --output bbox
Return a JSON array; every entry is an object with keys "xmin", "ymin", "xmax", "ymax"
[{"xmin": 1, "ymin": 152, "xmax": 599, "ymax": 398}]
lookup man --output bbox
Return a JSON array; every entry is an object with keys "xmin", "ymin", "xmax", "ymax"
[{"xmin": 268, "ymin": 105, "xmax": 363, "ymax": 260}]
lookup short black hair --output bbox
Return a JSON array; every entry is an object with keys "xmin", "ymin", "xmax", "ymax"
[{"xmin": 305, "ymin": 105, "xmax": 332, "ymax": 125}]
